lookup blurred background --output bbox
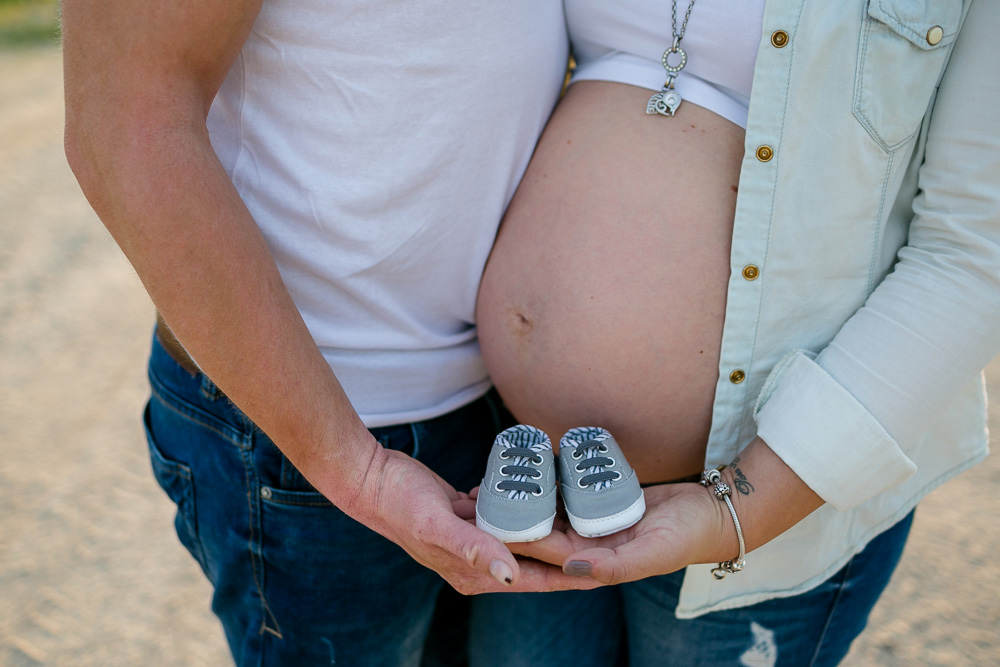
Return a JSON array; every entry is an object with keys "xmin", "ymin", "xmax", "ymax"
[{"xmin": 0, "ymin": 3, "xmax": 998, "ymax": 665}]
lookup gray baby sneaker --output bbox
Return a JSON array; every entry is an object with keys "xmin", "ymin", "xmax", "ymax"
[
  {"xmin": 559, "ymin": 427, "xmax": 645, "ymax": 538},
  {"xmin": 476, "ymin": 424, "xmax": 557, "ymax": 543}
]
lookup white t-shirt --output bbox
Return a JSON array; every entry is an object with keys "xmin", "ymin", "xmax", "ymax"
[
  {"xmin": 207, "ymin": 0, "xmax": 569, "ymax": 426},
  {"xmin": 568, "ymin": 0, "xmax": 766, "ymax": 128}
]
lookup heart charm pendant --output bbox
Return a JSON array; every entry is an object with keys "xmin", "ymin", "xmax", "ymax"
[{"xmin": 646, "ymin": 88, "xmax": 682, "ymax": 116}]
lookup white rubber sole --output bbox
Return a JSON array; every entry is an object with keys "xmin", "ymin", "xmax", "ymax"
[
  {"xmin": 476, "ymin": 510, "xmax": 556, "ymax": 543},
  {"xmin": 567, "ymin": 491, "xmax": 646, "ymax": 538}
]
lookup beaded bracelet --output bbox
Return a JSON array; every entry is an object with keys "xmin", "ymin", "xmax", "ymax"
[{"xmin": 700, "ymin": 468, "xmax": 746, "ymax": 580}]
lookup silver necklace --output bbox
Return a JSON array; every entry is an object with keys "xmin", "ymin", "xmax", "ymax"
[{"xmin": 647, "ymin": 0, "xmax": 698, "ymax": 117}]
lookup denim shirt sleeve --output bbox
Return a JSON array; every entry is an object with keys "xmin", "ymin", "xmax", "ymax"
[{"xmin": 754, "ymin": 0, "xmax": 1000, "ymax": 512}]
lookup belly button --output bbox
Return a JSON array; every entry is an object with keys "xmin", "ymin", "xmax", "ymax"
[{"xmin": 510, "ymin": 310, "xmax": 534, "ymax": 337}]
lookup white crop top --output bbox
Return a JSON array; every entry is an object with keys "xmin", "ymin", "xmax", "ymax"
[
  {"xmin": 206, "ymin": 0, "xmax": 568, "ymax": 427},
  {"xmin": 567, "ymin": 0, "xmax": 766, "ymax": 128}
]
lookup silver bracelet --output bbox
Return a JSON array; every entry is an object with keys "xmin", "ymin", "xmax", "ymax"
[{"xmin": 700, "ymin": 468, "xmax": 746, "ymax": 579}]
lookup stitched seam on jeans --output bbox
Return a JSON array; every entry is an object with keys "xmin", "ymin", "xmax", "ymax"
[
  {"xmin": 261, "ymin": 497, "xmax": 332, "ymax": 508},
  {"xmin": 145, "ymin": 431, "xmax": 193, "ymax": 482},
  {"xmin": 149, "ymin": 389, "xmax": 247, "ymax": 446},
  {"xmin": 807, "ymin": 557, "xmax": 854, "ymax": 666},
  {"xmin": 148, "ymin": 375, "xmax": 249, "ymax": 448},
  {"xmin": 243, "ymin": 442, "xmax": 284, "ymax": 640},
  {"xmin": 145, "ymin": 422, "xmax": 208, "ymax": 573}
]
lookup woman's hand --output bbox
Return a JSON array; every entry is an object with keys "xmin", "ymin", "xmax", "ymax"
[
  {"xmin": 500, "ymin": 438, "xmax": 825, "ymax": 586},
  {"xmin": 505, "ymin": 480, "xmax": 732, "ymax": 584}
]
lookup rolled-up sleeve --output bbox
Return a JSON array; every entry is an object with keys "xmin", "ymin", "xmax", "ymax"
[
  {"xmin": 754, "ymin": 351, "xmax": 916, "ymax": 510},
  {"xmin": 755, "ymin": 0, "xmax": 1000, "ymax": 511}
]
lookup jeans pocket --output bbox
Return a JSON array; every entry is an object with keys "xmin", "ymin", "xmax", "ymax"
[
  {"xmin": 853, "ymin": 0, "xmax": 965, "ymax": 151},
  {"xmin": 263, "ymin": 431, "xmax": 402, "ymax": 502},
  {"xmin": 143, "ymin": 399, "xmax": 209, "ymax": 575}
]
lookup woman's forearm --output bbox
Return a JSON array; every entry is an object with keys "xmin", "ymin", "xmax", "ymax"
[{"xmin": 711, "ymin": 437, "xmax": 825, "ymax": 561}]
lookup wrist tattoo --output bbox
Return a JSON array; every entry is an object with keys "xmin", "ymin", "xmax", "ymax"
[{"xmin": 730, "ymin": 456, "xmax": 754, "ymax": 495}]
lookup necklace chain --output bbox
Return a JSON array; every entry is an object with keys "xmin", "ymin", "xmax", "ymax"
[{"xmin": 672, "ymin": 0, "xmax": 696, "ymax": 41}]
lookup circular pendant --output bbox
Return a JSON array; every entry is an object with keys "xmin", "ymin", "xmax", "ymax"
[{"xmin": 661, "ymin": 44, "xmax": 688, "ymax": 75}]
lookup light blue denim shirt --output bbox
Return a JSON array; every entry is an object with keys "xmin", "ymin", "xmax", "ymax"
[{"xmin": 678, "ymin": 0, "xmax": 1000, "ymax": 617}]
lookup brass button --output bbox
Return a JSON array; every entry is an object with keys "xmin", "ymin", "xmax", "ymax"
[
  {"xmin": 742, "ymin": 264, "xmax": 760, "ymax": 281},
  {"xmin": 756, "ymin": 145, "xmax": 774, "ymax": 162},
  {"xmin": 729, "ymin": 369, "xmax": 746, "ymax": 384},
  {"xmin": 771, "ymin": 30, "xmax": 789, "ymax": 48},
  {"xmin": 926, "ymin": 25, "xmax": 944, "ymax": 46}
]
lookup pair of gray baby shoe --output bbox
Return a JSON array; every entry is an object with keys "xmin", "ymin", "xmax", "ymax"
[{"xmin": 475, "ymin": 425, "xmax": 646, "ymax": 542}]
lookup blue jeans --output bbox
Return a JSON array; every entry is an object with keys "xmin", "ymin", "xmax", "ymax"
[
  {"xmin": 143, "ymin": 331, "xmax": 511, "ymax": 666},
  {"xmin": 469, "ymin": 511, "xmax": 913, "ymax": 667}
]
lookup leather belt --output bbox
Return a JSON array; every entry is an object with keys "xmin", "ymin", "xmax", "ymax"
[{"xmin": 155, "ymin": 312, "xmax": 201, "ymax": 376}]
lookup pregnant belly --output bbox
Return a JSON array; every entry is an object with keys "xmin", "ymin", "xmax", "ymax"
[{"xmin": 477, "ymin": 81, "xmax": 745, "ymax": 484}]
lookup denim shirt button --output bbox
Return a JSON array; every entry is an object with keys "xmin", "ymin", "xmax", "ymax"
[
  {"xmin": 756, "ymin": 145, "xmax": 774, "ymax": 162},
  {"xmin": 771, "ymin": 30, "xmax": 789, "ymax": 48},
  {"xmin": 742, "ymin": 265, "xmax": 760, "ymax": 281},
  {"xmin": 260, "ymin": 486, "xmax": 273, "ymax": 499},
  {"xmin": 729, "ymin": 370, "xmax": 746, "ymax": 384},
  {"xmin": 926, "ymin": 25, "xmax": 944, "ymax": 46}
]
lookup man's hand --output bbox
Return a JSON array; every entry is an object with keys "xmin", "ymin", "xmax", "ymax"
[{"xmin": 342, "ymin": 448, "xmax": 604, "ymax": 594}]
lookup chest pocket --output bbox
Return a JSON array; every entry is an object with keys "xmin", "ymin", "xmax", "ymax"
[{"xmin": 854, "ymin": 0, "xmax": 964, "ymax": 151}]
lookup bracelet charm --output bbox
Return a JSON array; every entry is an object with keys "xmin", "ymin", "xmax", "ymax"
[{"xmin": 701, "ymin": 468, "xmax": 747, "ymax": 579}]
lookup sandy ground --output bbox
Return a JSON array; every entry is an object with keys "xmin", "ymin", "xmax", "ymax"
[{"xmin": 0, "ymin": 45, "xmax": 998, "ymax": 667}]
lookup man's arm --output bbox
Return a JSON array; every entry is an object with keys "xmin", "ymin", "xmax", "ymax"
[
  {"xmin": 62, "ymin": 0, "xmax": 377, "ymax": 508},
  {"xmin": 62, "ymin": 0, "xmax": 589, "ymax": 593}
]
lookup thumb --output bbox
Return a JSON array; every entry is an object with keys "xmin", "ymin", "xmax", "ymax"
[{"xmin": 447, "ymin": 517, "xmax": 520, "ymax": 586}]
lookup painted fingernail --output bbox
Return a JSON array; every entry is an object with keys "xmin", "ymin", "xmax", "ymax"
[
  {"xmin": 565, "ymin": 560, "xmax": 592, "ymax": 577},
  {"xmin": 490, "ymin": 559, "xmax": 514, "ymax": 585}
]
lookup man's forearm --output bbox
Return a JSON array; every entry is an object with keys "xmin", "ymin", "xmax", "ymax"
[{"xmin": 66, "ymin": 113, "xmax": 381, "ymax": 508}]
